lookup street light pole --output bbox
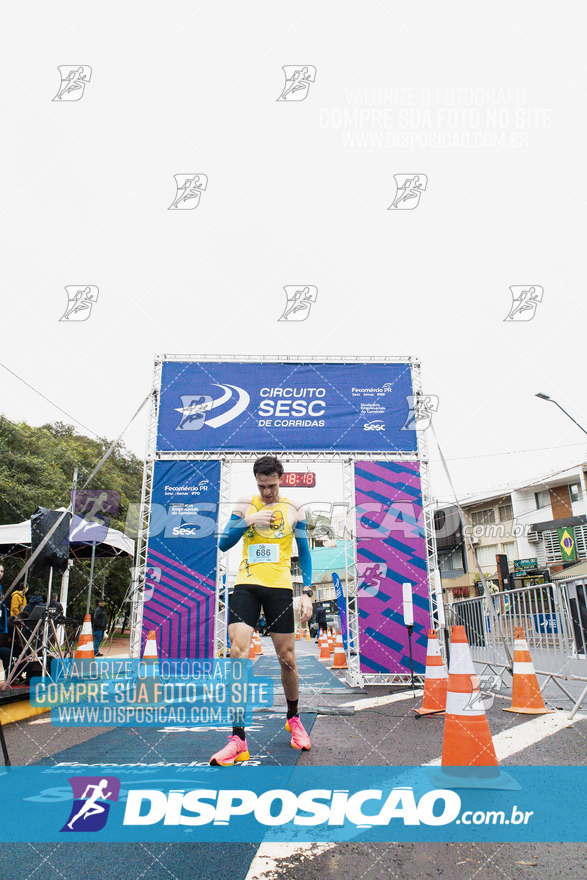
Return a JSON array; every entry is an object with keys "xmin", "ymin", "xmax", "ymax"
[{"xmin": 535, "ymin": 393, "xmax": 587, "ymax": 436}]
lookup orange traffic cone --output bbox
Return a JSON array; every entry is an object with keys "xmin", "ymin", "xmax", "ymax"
[
  {"xmin": 249, "ymin": 639, "xmax": 256, "ymax": 660},
  {"xmin": 141, "ymin": 630, "xmax": 162, "ymax": 701},
  {"xmin": 441, "ymin": 626, "xmax": 498, "ymax": 768},
  {"xmin": 319, "ymin": 632, "xmax": 331, "ymax": 660},
  {"xmin": 414, "ymin": 630, "xmax": 448, "ymax": 717},
  {"xmin": 75, "ymin": 614, "xmax": 95, "ymax": 659},
  {"xmin": 305, "ymin": 627, "xmax": 311, "ymax": 642},
  {"xmin": 327, "ymin": 631, "xmax": 334, "ymax": 655},
  {"xmin": 330, "ymin": 633, "xmax": 347, "ymax": 669},
  {"xmin": 142, "ymin": 630, "xmax": 158, "ymax": 661},
  {"xmin": 254, "ymin": 631, "xmax": 263, "ymax": 656},
  {"xmin": 295, "ymin": 626, "xmax": 301, "ymax": 641},
  {"xmin": 503, "ymin": 628, "xmax": 555, "ymax": 715},
  {"xmin": 427, "ymin": 625, "xmax": 520, "ymax": 791}
]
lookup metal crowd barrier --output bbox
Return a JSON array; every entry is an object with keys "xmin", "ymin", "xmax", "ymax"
[{"xmin": 445, "ymin": 582, "xmax": 587, "ymax": 714}]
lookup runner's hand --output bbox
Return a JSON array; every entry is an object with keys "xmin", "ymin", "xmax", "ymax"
[
  {"xmin": 298, "ymin": 594, "xmax": 313, "ymax": 624},
  {"xmin": 245, "ymin": 510, "xmax": 275, "ymax": 528}
]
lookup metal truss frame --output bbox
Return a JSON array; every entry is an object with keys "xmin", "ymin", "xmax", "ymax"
[
  {"xmin": 132, "ymin": 355, "xmax": 436, "ymax": 685},
  {"xmin": 129, "ymin": 361, "xmax": 161, "ymax": 658},
  {"xmin": 361, "ymin": 673, "xmax": 426, "ymax": 686},
  {"xmin": 411, "ymin": 361, "xmax": 440, "ymax": 629}
]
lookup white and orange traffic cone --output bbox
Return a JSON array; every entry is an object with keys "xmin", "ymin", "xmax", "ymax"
[
  {"xmin": 503, "ymin": 628, "xmax": 555, "ymax": 715},
  {"xmin": 141, "ymin": 630, "xmax": 162, "ymax": 700},
  {"xmin": 295, "ymin": 626, "xmax": 301, "ymax": 641},
  {"xmin": 248, "ymin": 639, "xmax": 256, "ymax": 660},
  {"xmin": 75, "ymin": 615, "xmax": 95, "ymax": 660},
  {"xmin": 427, "ymin": 625, "xmax": 519, "ymax": 791},
  {"xmin": 305, "ymin": 627, "xmax": 311, "ymax": 642},
  {"xmin": 142, "ymin": 630, "xmax": 158, "ymax": 661},
  {"xmin": 327, "ymin": 631, "xmax": 334, "ymax": 655},
  {"xmin": 414, "ymin": 630, "xmax": 448, "ymax": 717},
  {"xmin": 319, "ymin": 632, "xmax": 331, "ymax": 661},
  {"xmin": 441, "ymin": 625, "xmax": 498, "ymax": 768},
  {"xmin": 254, "ymin": 631, "xmax": 263, "ymax": 656},
  {"xmin": 330, "ymin": 633, "xmax": 348, "ymax": 670}
]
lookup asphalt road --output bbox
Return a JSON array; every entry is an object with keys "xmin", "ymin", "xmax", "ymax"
[{"xmin": 1, "ymin": 637, "xmax": 586, "ymax": 880}]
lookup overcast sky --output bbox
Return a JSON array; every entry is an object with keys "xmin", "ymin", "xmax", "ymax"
[{"xmin": 2, "ymin": 2, "xmax": 586, "ymax": 514}]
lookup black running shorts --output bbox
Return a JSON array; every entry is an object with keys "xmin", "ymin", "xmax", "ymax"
[{"xmin": 229, "ymin": 584, "xmax": 295, "ymax": 634}]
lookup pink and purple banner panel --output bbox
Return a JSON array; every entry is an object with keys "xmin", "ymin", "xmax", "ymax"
[{"xmin": 355, "ymin": 460, "xmax": 430, "ymax": 675}]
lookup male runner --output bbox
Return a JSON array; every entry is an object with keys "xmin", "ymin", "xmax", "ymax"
[{"xmin": 210, "ymin": 455, "xmax": 313, "ymax": 766}]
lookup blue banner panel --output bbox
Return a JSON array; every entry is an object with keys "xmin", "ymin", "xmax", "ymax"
[
  {"xmin": 8, "ymin": 766, "xmax": 587, "ymax": 842},
  {"xmin": 157, "ymin": 361, "xmax": 416, "ymax": 452},
  {"xmin": 332, "ymin": 572, "xmax": 351, "ymax": 652},
  {"xmin": 144, "ymin": 460, "xmax": 220, "ymax": 658}
]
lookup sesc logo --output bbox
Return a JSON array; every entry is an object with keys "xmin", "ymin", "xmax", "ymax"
[
  {"xmin": 364, "ymin": 420, "xmax": 385, "ymax": 431},
  {"xmin": 171, "ymin": 523, "xmax": 201, "ymax": 537}
]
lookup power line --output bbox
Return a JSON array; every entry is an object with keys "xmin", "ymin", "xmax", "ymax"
[{"xmin": 0, "ymin": 361, "xmax": 99, "ymax": 438}]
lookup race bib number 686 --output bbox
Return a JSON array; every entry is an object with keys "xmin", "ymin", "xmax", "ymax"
[{"xmin": 248, "ymin": 544, "xmax": 279, "ymax": 564}]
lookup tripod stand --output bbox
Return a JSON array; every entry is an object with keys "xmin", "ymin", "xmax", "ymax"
[{"xmin": 2, "ymin": 609, "xmax": 80, "ymax": 690}]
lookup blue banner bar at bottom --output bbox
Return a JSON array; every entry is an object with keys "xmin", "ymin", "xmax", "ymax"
[{"xmin": 6, "ymin": 765, "xmax": 586, "ymax": 842}]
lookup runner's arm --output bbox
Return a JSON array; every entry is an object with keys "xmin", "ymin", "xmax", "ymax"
[
  {"xmin": 218, "ymin": 513, "xmax": 249, "ymax": 552},
  {"xmin": 294, "ymin": 519, "xmax": 312, "ymax": 588}
]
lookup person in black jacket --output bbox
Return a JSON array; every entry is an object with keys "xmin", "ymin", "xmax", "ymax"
[
  {"xmin": 92, "ymin": 599, "xmax": 108, "ymax": 657},
  {"xmin": 20, "ymin": 591, "xmax": 45, "ymax": 619},
  {"xmin": 314, "ymin": 602, "xmax": 328, "ymax": 641}
]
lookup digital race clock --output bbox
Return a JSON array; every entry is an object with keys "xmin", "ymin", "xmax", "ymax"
[{"xmin": 282, "ymin": 472, "xmax": 316, "ymax": 488}]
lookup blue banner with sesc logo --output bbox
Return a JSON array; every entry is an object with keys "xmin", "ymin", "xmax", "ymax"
[
  {"xmin": 156, "ymin": 361, "xmax": 417, "ymax": 452},
  {"xmin": 143, "ymin": 459, "xmax": 220, "ymax": 658}
]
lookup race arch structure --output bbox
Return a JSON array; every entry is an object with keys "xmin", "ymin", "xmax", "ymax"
[{"xmin": 130, "ymin": 355, "xmax": 439, "ymax": 686}]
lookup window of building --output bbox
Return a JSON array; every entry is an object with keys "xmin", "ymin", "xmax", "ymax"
[
  {"xmin": 543, "ymin": 530, "xmax": 562, "ymax": 563},
  {"xmin": 498, "ymin": 503, "xmax": 513, "ymax": 522},
  {"xmin": 471, "ymin": 508, "xmax": 496, "ymax": 526},
  {"xmin": 439, "ymin": 549, "xmax": 463, "ymax": 572},
  {"xmin": 535, "ymin": 490, "xmax": 550, "ymax": 510},
  {"xmin": 570, "ymin": 483, "xmax": 583, "ymax": 504},
  {"xmin": 476, "ymin": 544, "xmax": 499, "ymax": 567},
  {"xmin": 501, "ymin": 542, "xmax": 517, "ymax": 563}
]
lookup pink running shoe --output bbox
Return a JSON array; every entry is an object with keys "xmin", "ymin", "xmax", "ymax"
[
  {"xmin": 209, "ymin": 735, "xmax": 250, "ymax": 766},
  {"xmin": 285, "ymin": 715, "xmax": 311, "ymax": 751}
]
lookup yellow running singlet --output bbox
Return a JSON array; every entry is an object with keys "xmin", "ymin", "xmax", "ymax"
[{"xmin": 234, "ymin": 495, "xmax": 294, "ymax": 590}]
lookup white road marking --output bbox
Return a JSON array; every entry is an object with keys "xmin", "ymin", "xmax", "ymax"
[
  {"xmin": 340, "ymin": 690, "xmax": 423, "ymax": 711},
  {"xmin": 426, "ymin": 711, "xmax": 586, "ymax": 765},
  {"xmin": 244, "ymin": 843, "xmax": 336, "ymax": 879}
]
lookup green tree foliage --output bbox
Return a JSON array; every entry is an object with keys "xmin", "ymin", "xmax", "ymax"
[{"xmin": 0, "ymin": 416, "xmax": 143, "ymax": 626}]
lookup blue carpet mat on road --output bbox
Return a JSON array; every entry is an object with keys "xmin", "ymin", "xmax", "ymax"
[
  {"xmin": 36, "ymin": 711, "xmax": 317, "ymax": 767},
  {"xmin": 253, "ymin": 653, "xmax": 350, "ymax": 693},
  {"xmin": 0, "ymin": 714, "xmax": 317, "ymax": 880}
]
